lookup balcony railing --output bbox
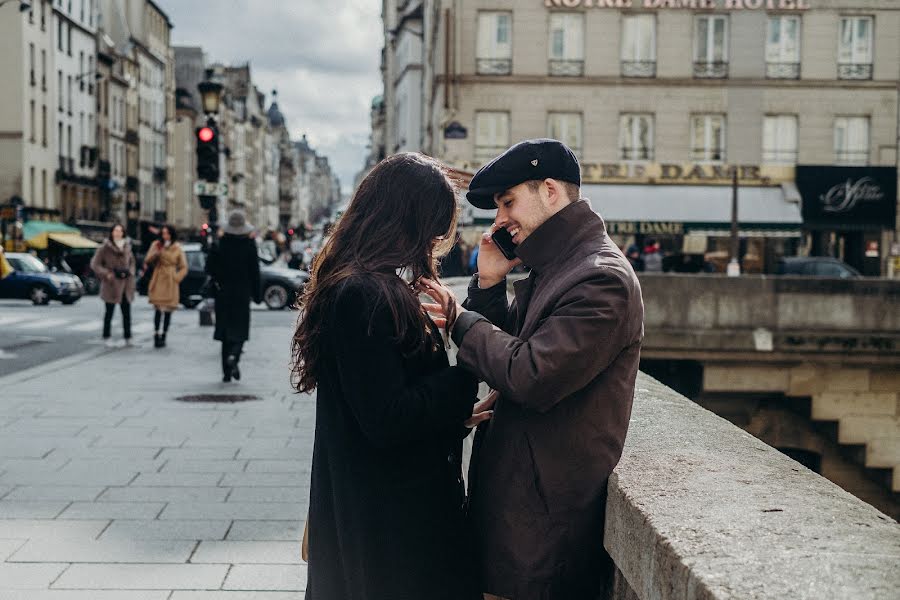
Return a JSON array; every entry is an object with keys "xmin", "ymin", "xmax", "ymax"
[
  {"xmin": 693, "ymin": 61, "xmax": 729, "ymax": 79},
  {"xmin": 619, "ymin": 148, "xmax": 655, "ymax": 161},
  {"xmin": 762, "ymin": 150, "xmax": 798, "ymax": 164},
  {"xmin": 476, "ymin": 58, "xmax": 512, "ymax": 75},
  {"xmin": 549, "ymin": 59, "xmax": 584, "ymax": 77},
  {"xmin": 835, "ymin": 150, "xmax": 868, "ymax": 165},
  {"xmin": 621, "ymin": 60, "xmax": 656, "ymax": 78},
  {"xmin": 838, "ymin": 63, "xmax": 872, "ymax": 80},
  {"xmin": 475, "ymin": 145, "xmax": 509, "ymax": 164},
  {"xmin": 153, "ymin": 167, "xmax": 167, "ymax": 183},
  {"xmin": 690, "ymin": 148, "xmax": 725, "ymax": 162},
  {"xmin": 766, "ymin": 62, "xmax": 800, "ymax": 79}
]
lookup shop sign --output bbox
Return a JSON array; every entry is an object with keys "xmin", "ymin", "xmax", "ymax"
[
  {"xmin": 544, "ymin": 0, "xmax": 811, "ymax": 9},
  {"xmin": 607, "ymin": 221, "xmax": 684, "ymax": 235},
  {"xmin": 581, "ymin": 162, "xmax": 792, "ymax": 186},
  {"xmin": 796, "ymin": 166, "xmax": 897, "ymax": 229},
  {"xmin": 444, "ymin": 122, "xmax": 468, "ymax": 139}
]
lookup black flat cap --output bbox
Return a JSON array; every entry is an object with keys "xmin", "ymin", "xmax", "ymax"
[{"xmin": 465, "ymin": 138, "xmax": 581, "ymax": 209}]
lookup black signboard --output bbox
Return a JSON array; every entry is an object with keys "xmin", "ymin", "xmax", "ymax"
[
  {"xmin": 796, "ymin": 165, "xmax": 897, "ymax": 229},
  {"xmin": 443, "ymin": 121, "xmax": 468, "ymax": 139}
]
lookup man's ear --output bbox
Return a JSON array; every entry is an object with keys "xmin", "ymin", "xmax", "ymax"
[{"xmin": 543, "ymin": 178, "xmax": 563, "ymax": 208}]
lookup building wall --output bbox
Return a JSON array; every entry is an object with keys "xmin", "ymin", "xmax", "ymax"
[{"xmin": 0, "ymin": 8, "xmax": 30, "ymax": 208}]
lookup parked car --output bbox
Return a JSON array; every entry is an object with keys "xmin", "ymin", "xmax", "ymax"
[
  {"xmin": 775, "ymin": 257, "xmax": 861, "ymax": 278},
  {"xmin": 138, "ymin": 243, "xmax": 309, "ymax": 310},
  {"xmin": 0, "ymin": 253, "xmax": 84, "ymax": 305}
]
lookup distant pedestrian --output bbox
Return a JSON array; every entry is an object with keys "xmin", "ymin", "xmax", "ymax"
[
  {"xmin": 90, "ymin": 223, "xmax": 135, "ymax": 347},
  {"xmin": 643, "ymin": 238, "xmax": 663, "ymax": 272},
  {"xmin": 144, "ymin": 224, "xmax": 187, "ymax": 348},
  {"xmin": 292, "ymin": 153, "xmax": 487, "ymax": 600},
  {"xmin": 626, "ymin": 243, "xmax": 645, "ymax": 272},
  {"xmin": 468, "ymin": 243, "xmax": 480, "ymax": 274},
  {"xmin": 206, "ymin": 210, "xmax": 261, "ymax": 382}
]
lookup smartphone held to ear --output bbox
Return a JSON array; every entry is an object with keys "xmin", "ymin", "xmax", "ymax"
[{"xmin": 490, "ymin": 228, "xmax": 518, "ymax": 261}]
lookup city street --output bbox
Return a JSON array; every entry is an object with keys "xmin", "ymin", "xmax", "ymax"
[{"xmin": 0, "ymin": 299, "xmax": 310, "ymax": 598}]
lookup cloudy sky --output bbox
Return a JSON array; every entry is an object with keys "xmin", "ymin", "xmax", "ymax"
[{"xmin": 155, "ymin": 0, "xmax": 383, "ymax": 194}]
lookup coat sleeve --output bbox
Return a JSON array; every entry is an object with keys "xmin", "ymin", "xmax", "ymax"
[
  {"xmin": 173, "ymin": 247, "xmax": 188, "ymax": 284},
  {"xmin": 90, "ymin": 247, "xmax": 111, "ymax": 280},
  {"xmin": 330, "ymin": 281, "xmax": 478, "ymax": 449},
  {"xmin": 144, "ymin": 242, "xmax": 160, "ymax": 266},
  {"xmin": 249, "ymin": 244, "xmax": 261, "ymax": 304},
  {"xmin": 455, "ymin": 269, "xmax": 636, "ymax": 414},
  {"xmin": 461, "ymin": 274, "xmax": 508, "ymax": 326}
]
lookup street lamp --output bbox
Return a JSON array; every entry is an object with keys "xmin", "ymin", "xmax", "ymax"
[
  {"xmin": 0, "ymin": 1, "xmax": 32, "ymax": 11},
  {"xmin": 198, "ymin": 79, "xmax": 223, "ymax": 115}
]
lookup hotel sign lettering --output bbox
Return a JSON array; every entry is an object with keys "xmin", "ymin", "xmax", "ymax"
[
  {"xmin": 545, "ymin": 0, "xmax": 811, "ymax": 8},
  {"xmin": 606, "ymin": 221, "xmax": 685, "ymax": 235},
  {"xmin": 581, "ymin": 163, "xmax": 793, "ymax": 186}
]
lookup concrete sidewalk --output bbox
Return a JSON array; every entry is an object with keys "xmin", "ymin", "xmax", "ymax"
[{"xmin": 0, "ymin": 314, "xmax": 310, "ymax": 598}]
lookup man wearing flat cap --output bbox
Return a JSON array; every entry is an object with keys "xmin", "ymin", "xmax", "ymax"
[{"xmin": 421, "ymin": 139, "xmax": 644, "ymax": 599}]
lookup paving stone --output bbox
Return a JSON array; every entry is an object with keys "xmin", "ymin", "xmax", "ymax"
[
  {"xmin": 225, "ymin": 521, "xmax": 302, "ymax": 542},
  {"xmin": 10, "ymin": 539, "xmax": 195, "ymax": 563},
  {"xmin": 159, "ymin": 459, "xmax": 248, "ymax": 474},
  {"xmin": 234, "ymin": 448, "xmax": 299, "ymax": 461},
  {"xmin": 52, "ymin": 564, "xmax": 228, "ymax": 590},
  {"xmin": 100, "ymin": 486, "xmax": 228, "ymax": 503},
  {"xmin": 219, "ymin": 473, "xmax": 305, "ymax": 488},
  {"xmin": 0, "ymin": 592, "xmax": 168, "ymax": 600},
  {"xmin": 100, "ymin": 519, "xmax": 231, "ymax": 542},
  {"xmin": 227, "ymin": 487, "xmax": 307, "ymax": 504},
  {"xmin": 59, "ymin": 502, "xmax": 165, "ymax": 520},
  {"xmin": 131, "ymin": 473, "xmax": 224, "ymax": 487},
  {"xmin": 158, "ymin": 448, "xmax": 239, "ymax": 461},
  {"xmin": 49, "ymin": 447, "xmax": 163, "ymax": 460},
  {"xmin": 222, "ymin": 564, "xmax": 306, "ymax": 591},
  {"xmin": 244, "ymin": 460, "xmax": 309, "ymax": 474},
  {"xmin": 0, "ymin": 564, "xmax": 69, "ymax": 589},
  {"xmin": 0, "ymin": 539, "xmax": 27, "ymax": 560},
  {"xmin": 4, "ymin": 486, "xmax": 105, "ymax": 502},
  {"xmin": 191, "ymin": 541, "xmax": 300, "ymax": 564},
  {"xmin": 0, "ymin": 519, "xmax": 108, "ymax": 540},
  {"xmin": 160, "ymin": 502, "xmax": 304, "ymax": 521},
  {"xmin": 0, "ymin": 501, "xmax": 68, "ymax": 519},
  {"xmin": 170, "ymin": 592, "xmax": 298, "ymax": 600},
  {"xmin": 0, "ymin": 467, "xmax": 137, "ymax": 487}
]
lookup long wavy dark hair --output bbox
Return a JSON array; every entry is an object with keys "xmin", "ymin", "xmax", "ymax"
[{"xmin": 290, "ymin": 153, "xmax": 459, "ymax": 394}]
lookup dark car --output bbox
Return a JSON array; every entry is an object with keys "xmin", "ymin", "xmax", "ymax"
[
  {"xmin": 0, "ymin": 253, "xmax": 85, "ymax": 305},
  {"xmin": 138, "ymin": 243, "xmax": 308, "ymax": 309},
  {"xmin": 775, "ymin": 257, "xmax": 862, "ymax": 278}
]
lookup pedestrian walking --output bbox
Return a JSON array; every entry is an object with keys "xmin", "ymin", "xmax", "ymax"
[
  {"xmin": 143, "ymin": 224, "xmax": 187, "ymax": 348},
  {"xmin": 420, "ymin": 139, "xmax": 645, "ymax": 600},
  {"xmin": 89, "ymin": 223, "xmax": 135, "ymax": 347},
  {"xmin": 206, "ymin": 210, "xmax": 261, "ymax": 382},
  {"xmin": 643, "ymin": 238, "xmax": 663, "ymax": 272},
  {"xmin": 291, "ymin": 153, "xmax": 489, "ymax": 600}
]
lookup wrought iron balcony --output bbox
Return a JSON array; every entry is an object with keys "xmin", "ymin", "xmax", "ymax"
[
  {"xmin": 693, "ymin": 61, "xmax": 729, "ymax": 79},
  {"xmin": 838, "ymin": 63, "xmax": 872, "ymax": 80},
  {"xmin": 549, "ymin": 60, "xmax": 584, "ymax": 77},
  {"xmin": 476, "ymin": 58, "xmax": 512, "ymax": 75},
  {"xmin": 690, "ymin": 148, "xmax": 725, "ymax": 162},
  {"xmin": 621, "ymin": 60, "xmax": 656, "ymax": 78},
  {"xmin": 766, "ymin": 62, "xmax": 800, "ymax": 79},
  {"xmin": 619, "ymin": 148, "xmax": 655, "ymax": 161}
]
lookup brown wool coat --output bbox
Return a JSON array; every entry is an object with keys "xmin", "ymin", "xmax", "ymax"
[
  {"xmin": 452, "ymin": 200, "xmax": 645, "ymax": 600},
  {"xmin": 90, "ymin": 239, "xmax": 136, "ymax": 304},
  {"xmin": 145, "ymin": 241, "xmax": 187, "ymax": 310}
]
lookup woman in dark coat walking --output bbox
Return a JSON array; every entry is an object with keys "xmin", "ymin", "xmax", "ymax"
[
  {"xmin": 90, "ymin": 223, "xmax": 136, "ymax": 347},
  {"xmin": 291, "ymin": 153, "xmax": 492, "ymax": 600},
  {"xmin": 206, "ymin": 210, "xmax": 261, "ymax": 382}
]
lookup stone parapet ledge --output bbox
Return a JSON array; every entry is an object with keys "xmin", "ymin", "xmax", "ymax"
[{"xmin": 606, "ymin": 373, "xmax": 900, "ymax": 600}]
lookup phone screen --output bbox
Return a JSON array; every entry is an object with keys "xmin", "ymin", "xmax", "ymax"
[{"xmin": 491, "ymin": 228, "xmax": 518, "ymax": 260}]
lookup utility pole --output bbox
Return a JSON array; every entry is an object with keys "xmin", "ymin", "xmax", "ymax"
[{"xmin": 727, "ymin": 167, "xmax": 741, "ymax": 277}]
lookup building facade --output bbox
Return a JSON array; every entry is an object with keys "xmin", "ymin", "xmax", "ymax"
[{"xmin": 381, "ymin": 0, "xmax": 900, "ymax": 275}]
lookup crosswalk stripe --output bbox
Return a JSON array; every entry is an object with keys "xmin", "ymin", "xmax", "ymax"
[
  {"xmin": 0, "ymin": 316, "xmax": 41, "ymax": 328},
  {"xmin": 68, "ymin": 321, "xmax": 101, "ymax": 332},
  {"xmin": 17, "ymin": 318, "xmax": 71, "ymax": 330}
]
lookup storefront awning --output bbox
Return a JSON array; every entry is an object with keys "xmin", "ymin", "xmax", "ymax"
[
  {"xmin": 582, "ymin": 184, "xmax": 803, "ymax": 235},
  {"xmin": 48, "ymin": 232, "xmax": 99, "ymax": 249},
  {"xmin": 22, "ymin": 220, "xmax": 79, "ymax": 241}
]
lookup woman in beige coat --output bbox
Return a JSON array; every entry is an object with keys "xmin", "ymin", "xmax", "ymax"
[{"xmin": 144, "ymin": 224, "xmax": 187, "ymax": 348}]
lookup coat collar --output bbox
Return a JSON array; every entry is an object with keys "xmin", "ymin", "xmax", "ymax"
[
  {"xmin": 104, "ymin": 238, "xmax": 131, "ymax": 254},
  {"xmin": 514, "ymin": 199, "xmax": 606, "ymax": 273}
]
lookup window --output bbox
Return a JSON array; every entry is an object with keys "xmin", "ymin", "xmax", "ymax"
[
  {"xmin": 67, "ymin": 23, "xmax": 72, "ymax": 56},
  {"xmin": 58, "ymin": 122, "xmax": 63, "ymax": 156},
  {"xmin": 79, "ymin": 51, "xmax": 84, "ymax": 90},
  {"xmin": 67, "ymin": 124, "xmax": 72, "ymax": 160},
  {"xmin": 29, "ymin": 101, "xmax": 35, "ymax": 142},
  {"xmin": 477, "ymin": 12, "xmax": 512, "ymax": 75},
  {"xmin": 29, "ymin": 168, "xmax": 35, "ymax": 203},
  {"xmin": 619, "ymin": 114, "xmax": 654, "ymax": 161},
  {"xmin": 475, "ymin": 111, "xmax": 510, "ymax": 163},
  {"xmin": 547, "ymin": 112, "xmax": 583, "ymax": 157},
  {"xmin": 41, "ymin": 170, "xmax": 47, "ymax": 206},
  {"xmin": 548, "ymin": 13, "xmax": 584, "ymax": 76},
  {"xmin": 838, "ymin": 16, "xmax": 873, "ymax": 79},
  {"xmin": 690, "ymin": 115, "xmax": 726, "ymax": 162},
  {"xmin": 762, "ymin": 115, "xmax": 798, "ymax": 164},
  {"xmin": 41, "ymin": 104, "xmax": 47, "ymax": 146},
  {"xmin": 694, "ymin": 15, "xmax": 728, "ymax": 78},
  {"xmin": 57, "ymin": 19, "xmax": 64, "ymax": 51},
  {"xmin": 41, "ymin": 1, "xmax": 46, "ymax": 30},
  {"xmin": 621, "ymin": 15, "xmax": 656, "ymax": 77},
  {"xmin": 28, "ymin": 2, "xmax": 33, "ymax": 23},
  {"xmin": 57, "ymin": 70, "xmax": 63, "ymax": 109},
  {"xmin": 41, "ymin": 50, "xmax": 46, "ymax": 90},
  {"xmin": 67, "ymin": 75, "xmax": 72, "ymax": 114},
  {"xmin": 766, "ymin": 16, "xmax": 801, "ymax": 79},
  {"xmin": 834, "ymin": 117, "xmax": 869, "ymax": 165},
  {"xmin": 29, "ymin": 44, "xmax": 35, "ymax": 86}
]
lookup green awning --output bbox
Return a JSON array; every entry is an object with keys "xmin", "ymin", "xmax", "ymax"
[{"xmin": 22, "ymin": 220, "xmax": 79, "ymax": 241}]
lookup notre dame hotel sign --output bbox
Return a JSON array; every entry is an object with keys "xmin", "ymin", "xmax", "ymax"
[{"xmin": 545, "ymin": 0, "xmax": 811, "ymax": 8}]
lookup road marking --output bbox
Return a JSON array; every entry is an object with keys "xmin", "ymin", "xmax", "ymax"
[
  {"xmin": 16, "ymin": 318, "xmax": 71, "ymax": 330},
  {"xmin": 0, "ymin": 349, "xmax": 18, "ymax": 360},
  {"xmin": 0, "ymin": 315, "xmax": 42, "ymax": 327},
  {"xmin": 68, "ymin": 321, "xmax": 102, "ymax": 332}
]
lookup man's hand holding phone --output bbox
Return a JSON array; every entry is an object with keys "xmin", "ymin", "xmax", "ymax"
[{"xmin": 477, "ymin": 224, "xmax": 522, "ymax": 289}]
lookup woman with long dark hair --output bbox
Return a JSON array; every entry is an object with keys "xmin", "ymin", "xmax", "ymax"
[
  {"xmin": 144, "ymin": 224, "xmax": 186, "ymax": 348},
  {"xmin": 293, "ymin": 153, "xmax": 490, "ymax": 600},
  {"xmin": 89, "ymin": 223, "xmax": 135, "ymax": 347}
]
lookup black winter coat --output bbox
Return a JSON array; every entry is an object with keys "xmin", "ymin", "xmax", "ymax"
[
  {"xmin": 305, "ymin": 276, "xmax": 481, "ymax": 600},
  {"xmin": 206, "ymin": 235, "xmax": 260, "ymax": 342}
]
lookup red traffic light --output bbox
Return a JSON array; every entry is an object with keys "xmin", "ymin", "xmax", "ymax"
[
  {"xmin": 287, "ymin": 228, "xmax": 294, "ymax": 236},
  {"xmin": 198, "ymin": 127, "xmax": 214, "ymax": 143}
]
